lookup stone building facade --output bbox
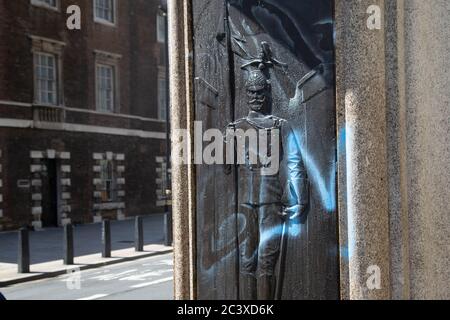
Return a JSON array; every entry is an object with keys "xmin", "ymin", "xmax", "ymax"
[{"xmin": 0, "ymin": 0, "xmax": 170, "ymax": 231}]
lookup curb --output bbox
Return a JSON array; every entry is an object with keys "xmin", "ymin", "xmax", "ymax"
[{"xmin": 0, "ymin": 249, "xmax": 173, "ymax": 288}]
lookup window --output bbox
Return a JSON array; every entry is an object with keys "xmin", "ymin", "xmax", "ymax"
[
  {"xmin": 31, "ymin": 0, "xmax": 58, "ymax": 10},
  {"xmin": 30, "ymin": 36, "xmax": 64, "ymax": 107},
  {"xmin": 94, "ymin": 50, "xmax": 121, "ymax": 113},
  {"xmin": 158, "ymin": 77, "xmax": 167, "ymax": 120},
  {"xmin": 157, "ymin": 14, "xmax": 166, "ymax": 43},
  {"xmin": 100, "ymin": 160, "xmax": 115, "ymax": 202},
  {"xmin": 34, "ymin": 53, "xmax": 58, "ymax": 105},
  {"xmin": 94, "ymin": 0, "xmax": 116, "ymax": 25},
  {"xmin": 96, "ymin": 64, "xmax": 115, "ymax": 112}
]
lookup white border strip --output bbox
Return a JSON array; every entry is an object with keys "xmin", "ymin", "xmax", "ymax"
[
  {"xmin": 63, "ymin": 106, "xmax": 165, "ymax": 123},
  {"xmin": 0, "ymin": 100, "xmax": 165, "ymax": 123},
  {"xmin": 0, "ymin": 100, "xmax": 32, "ymax": 107},
  {"xmin": 0, "ymin": 119, "xmax": 32, "ymax": 128},
  {"xmin": 0, "ymin": 119, "xmax": 166, "ymax": 139}
]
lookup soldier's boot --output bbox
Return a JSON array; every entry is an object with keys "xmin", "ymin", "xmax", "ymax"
[
  {"xmin": 257, "ymin": 275, "xmax": 274, "ymax": 300},
  {"xmin": 240, "ymin": 274, "xmax": 257, "ymax": 300}
]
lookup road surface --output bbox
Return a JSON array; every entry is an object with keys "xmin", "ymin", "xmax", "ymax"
[
  {"xmin": 0, "ymin": 215, "xmax": 166, "ymax": 266},
  {"xmin": 1, "ymin": 253, "xmax": 173, "ymax": 300}
]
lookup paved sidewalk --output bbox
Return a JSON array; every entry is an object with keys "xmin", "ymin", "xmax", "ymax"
[{"xmin": 0, "ymin": 214, "xmax": 172, "ymax": 287}]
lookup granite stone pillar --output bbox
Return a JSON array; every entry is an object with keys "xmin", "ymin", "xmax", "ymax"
[
  {"xmin": 335, "ymin": 0, "xmax": 391, "ymax": 300},
  {"xmin": 168, "ymin": 0, "xmax": 196, "ymax": 300},
  {"xmin": 400, "ymin": 0, "xmax": 450, "ymax": 300}
]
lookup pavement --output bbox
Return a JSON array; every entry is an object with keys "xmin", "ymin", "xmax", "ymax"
[
  {"xmin": 0, "ymin": 253, "xmax": 174, "ymax": 300},
  {"xmin": 0, "ymin": 215, "xmax": 173, "ymax": 287}
]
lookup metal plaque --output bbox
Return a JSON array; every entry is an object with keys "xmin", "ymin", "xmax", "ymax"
[{"xmin": 193, "ymin": 0, "xmax": 338, "ymax": 300}]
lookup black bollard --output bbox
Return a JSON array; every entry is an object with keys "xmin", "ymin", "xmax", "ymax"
[
  {"xmin": 164, "ymin": 212, "xmax": 173, "ymax": 247},
  {"xmin": 63, "ymin": 224, "xmax": 74, "ymax": 265},
  {"xmin": 18, "ymin": 228, "xmax": 30, "ymax": 273},
  {"xmin": 135, "ymin": 216, "xmax": 144, "ymax": 252},
  {"xmin": 102, "ymin": 220, "xmax": 111, "ymax": 258}
]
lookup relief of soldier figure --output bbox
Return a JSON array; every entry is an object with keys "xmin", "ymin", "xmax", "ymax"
[{"xmin": 224, "ymin": 48, "xmax": 310, "ymax": 300}]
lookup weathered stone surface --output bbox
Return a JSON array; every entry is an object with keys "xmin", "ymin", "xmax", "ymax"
[
  {"xmin": 168, "ymin": 0, "xmax": 196, "ymax": 300},
  {"xmin": 401, "ymin": 0, "xmax": 450, "ymax": 300},
  {"xmin": 336, "ymin": 0, "xmax": 391, "ymax": 300},
  {"xmin": 337, "ymin": 0, "xmax": 450, "ymax": 300}
]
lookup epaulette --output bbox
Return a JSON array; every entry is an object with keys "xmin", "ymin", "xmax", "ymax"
[
  {"xmin": 297, "ymin": 63, "xmax": 334, "ymax": 104},
  {"xmin": 226, "ymin": 118, "xmax": 247, "ymax": 128},
  {"xmin": 268, "ymin": 115, "xmax": 286, "ymax": 128}
]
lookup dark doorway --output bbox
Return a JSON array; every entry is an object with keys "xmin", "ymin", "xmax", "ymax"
[{"xmin": 41, "ymin": 159, "xmax": 59, "ymax": 228}]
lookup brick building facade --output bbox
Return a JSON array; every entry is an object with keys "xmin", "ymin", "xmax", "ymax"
[{"xmin": 0, "ymin": 0, "xmax": 170, "ymax": 231}]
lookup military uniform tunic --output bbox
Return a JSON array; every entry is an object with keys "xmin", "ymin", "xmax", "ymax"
[{"xmin": 225, "ymin": 114, "xmax": 309, "ymax": 277}]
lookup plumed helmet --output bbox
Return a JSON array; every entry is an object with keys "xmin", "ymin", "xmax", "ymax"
[{"xmin": 245, "ymin": 70, "xmax": 270, "ymax": 91}]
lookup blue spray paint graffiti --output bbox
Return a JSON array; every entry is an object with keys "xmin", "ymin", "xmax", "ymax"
[
  {"xmin": 202, "ymin": 122, "xmax": 339, "ymax": 272},
  {"xmin": 288, "ymin": 129, "xmax": 337, "ymax": 213}
]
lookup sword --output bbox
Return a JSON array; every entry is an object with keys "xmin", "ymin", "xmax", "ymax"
[
  {"xmin": 275, "ymin": 204, "xmax": 302, "ymax": 300},
  {"xmin": 275, "ymin": 211, "xmax": 289, "ymax": 300},
  {"xmin": 223, "ymin": 0, "xmax": 240, "ymax": 300}
]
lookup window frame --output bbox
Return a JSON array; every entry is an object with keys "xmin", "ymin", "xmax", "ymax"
[
  {"xmin": 29, "ymin": 35, "xmax": 65, "ymax": 107},
  {"xmin": 157, "ymin": 76, "xmax": 167, "ymax": 120},
  {"xmin": 100, "ymin": 159, "xmax": 116, "ymax": 202},
  {"xmin": 34, "ymin": 52, "xmax": 59, "ymax": 106},
  {"xmin": 93, "ymin": 0, "xmax": 117, "ymax": 27},
  {"xmin": 157, "ymin": 14, "xmax": 166, "ymax": 43},
  {"xmin": 95, "ymin": 63, "xmax": 116, "ymax": 113},
  {"xmin": 30, "ymin": 0, "xmax": 59, "ymax": 12}
]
